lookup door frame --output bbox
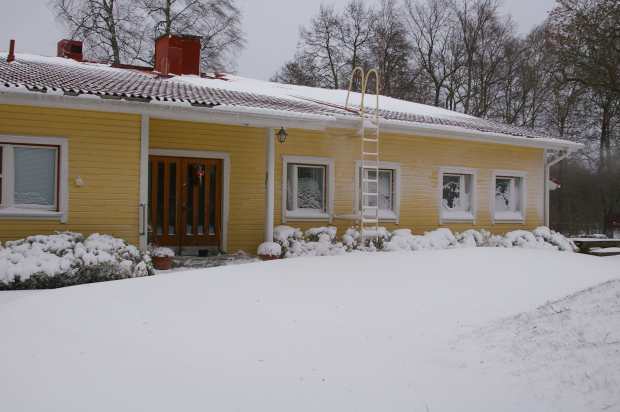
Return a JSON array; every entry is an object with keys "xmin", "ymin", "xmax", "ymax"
[{"xmin": 149, "ymin": 148, "xmax": 230, "ymax": 252}]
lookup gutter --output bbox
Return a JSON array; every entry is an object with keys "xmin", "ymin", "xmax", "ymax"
[
  {"xmin": 0, "ymin": 88, "xmax": 334, "ymax": 131},
  {"xmin": 544, "ymin": 148, "xmax": 571, "ymax": 227},
  {"xmin": 333, "ymin": 115, "xmax": 583, "ymax": 152},
  {"xmin": 0, "ymin": 87, "xmax": 583, "ymax": 152}
]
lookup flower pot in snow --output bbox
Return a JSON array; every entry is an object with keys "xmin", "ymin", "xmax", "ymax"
[
  {"xmin": 152, "ymin": 255, "xmax": 173, "ymax": 270},
  {"xmin": 257, "ymin": 242, "xmax": 282, "ymax": 261},
  {"xmin": 151, "ymin": 247, "xmax": 175, "ymax": 270}
]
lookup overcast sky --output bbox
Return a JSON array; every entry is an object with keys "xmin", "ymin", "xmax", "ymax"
[{"xmin": 0, "ymin": 0, "xmax": 556, "ymax": 80}]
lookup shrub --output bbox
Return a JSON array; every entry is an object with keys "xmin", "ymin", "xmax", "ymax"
[
  {"xmin": 0, "ymin": 232, "xmax": 153, "ymax": 290},
  {"xmin": 270, "ymin": 225, "xmax": 575, "ymax": 258}
]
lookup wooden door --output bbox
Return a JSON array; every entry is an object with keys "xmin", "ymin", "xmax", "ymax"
[{"xmin": 149, "ymin": 156, "xmax": 222, "ymax": 249}]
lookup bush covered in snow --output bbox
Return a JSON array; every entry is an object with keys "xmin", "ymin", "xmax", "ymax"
[
  {"xmin": 0, "ymin": 232, "xmax": 153, "ymax": 290},
  {"xmin": 273, "ymin": 225, "xmax": 347, "ymax": 258},
  {"xmin": 269, "ymin": 225, "xmax": 575, "ymax": 258}
]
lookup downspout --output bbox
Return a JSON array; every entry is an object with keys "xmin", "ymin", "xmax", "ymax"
[
  {"xmin": 139, "ymin": 114, "xmax": 150, "ymax": 250},
  {"xmin": 544, "ymin": 148, "xmax": 570, "ymax": 227},
  {"xmin": 265, "ymin": 128, "xmax": 275, "ymax": 242}
]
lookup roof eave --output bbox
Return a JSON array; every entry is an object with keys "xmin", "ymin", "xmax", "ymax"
[
  {"xmin": 0, "ymin": 87, "xmax": 334, "ymax": 131},
  {"xmin": 334, "ymin": 115, "xmax": 583, "ymax": 151},
  {"xmin": 0, "ymin": 87, "xmax": 584, "ymax": 152}
]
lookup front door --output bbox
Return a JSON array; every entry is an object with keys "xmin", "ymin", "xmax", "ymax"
[{"xmin": 148, "ymin": 156, "xmax": 222, "ymax": 250}]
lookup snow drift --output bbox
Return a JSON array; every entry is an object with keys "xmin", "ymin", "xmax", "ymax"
[{"xmin": 0, "ymin": 248, "xmax": 617, "ymax": 412}]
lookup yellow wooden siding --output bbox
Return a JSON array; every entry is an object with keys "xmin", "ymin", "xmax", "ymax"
[
  {"xmin": 0, "ymin": 104, "xmax": 141, "ymax": 244},
  {"xmin": 149, "ymin": 119, "xmax": 266, "ymax": 253},
  {"xmin": 276, "ymin": 128, "xmax": 544, "ymax": 235},
  {"xmin": 0, "ymin": 104, "xmax": 545, "ymax": 253}
]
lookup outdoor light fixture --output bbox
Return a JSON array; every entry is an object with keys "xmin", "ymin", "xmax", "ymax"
[{"xmin": 276, "ymin": 127, "xmax": 288, "ymax": 143}]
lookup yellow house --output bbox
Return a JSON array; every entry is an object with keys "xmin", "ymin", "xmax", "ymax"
[{"xmin": 0, "ymin": 36, "xmax": 580, "ymax": 254}]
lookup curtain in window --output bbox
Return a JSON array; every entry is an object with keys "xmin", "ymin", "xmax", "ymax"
[
  {"xmin": 495, "ymin": 177, "xmax": 520, "ymax": 212},
  {"xmin": 359, "ymin": 168, "xmax": 393, "ymax": 211},
  {"xmin": 442, "ymin": 174, "xmax": 471, "ymax": 211},
  {"xmin": 14, "ymin": 147, "xmax": 57, "ymax": 207},
  {"xmin": 297, "ymin": 166, "xmax": 324, "ymax": 210},
  {"xmin": 495, "ymin": 178, "xmax": 512, "ymax": 212},
  {"xmin": 378, "ymin": 170, "xmax": 393, "ymax": 210}
]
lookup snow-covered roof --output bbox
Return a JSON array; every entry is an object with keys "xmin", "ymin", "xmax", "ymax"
[{"xmin": 0, "ymin": 53, "xmax": 581, "ymax": 150}]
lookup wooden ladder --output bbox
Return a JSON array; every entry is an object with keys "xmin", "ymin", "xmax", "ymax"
[{"xmin": 345, "ymin": 67, "xmax": 381, "ymax": 246}]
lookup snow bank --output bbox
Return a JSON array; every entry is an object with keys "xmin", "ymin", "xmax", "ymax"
[
  {"xmin": 0, "ymin": 232, "xmax": 152, "ymax": 289},
  {"xmin": 0, "ymin": 249, "xmax": 617, "ymax": 412},
  {"xmin": 271, "ymin": 225, "xmax": 575, "ymax": 258}
]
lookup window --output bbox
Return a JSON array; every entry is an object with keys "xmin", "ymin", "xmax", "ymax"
[
  {"xmin": 493, "ymin": 172, "xmax": 526, "ymax": 222},
  {"xmin": 14, "ymin": 146, "xmax": 58, "ymax": 208},
  {"xmin": 355, "ymin": 161, "xmax": 400, "ymax": 220},
  {"xmin": 439, "ymin": 168, "xmax": 476, "ymax": 221},
  {"xmin": 287, "ymin": 164, "xmax": 326, "ymax": 212},
  {"xmin": 283, "ymin": 156, "xmax": 333, "ymax": 220},
  {"xmin": 0, "ymin": 136, "xmax": 67, "ymax": 220}
]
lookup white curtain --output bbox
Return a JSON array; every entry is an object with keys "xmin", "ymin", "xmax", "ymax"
[{"xmin": 14, "ymin": 147, "xmax": 56, "ymax": 207}]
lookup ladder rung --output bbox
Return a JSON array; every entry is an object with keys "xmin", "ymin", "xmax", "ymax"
[
  {"xmin": 362, "ymin": 218, "xmax": 379, "ymax": 223},
  {"xmin": 362, "ymin": 206, "xmax": 378, "ymax": 210},
  {"xmin": 363, "ymin": 138, "xmax": 378, "ymax": 142},
  {"xmin": 363, "ymin": 178, "xmax": 378, "ymax": 183},
  {"xmin": 362, "ymin": 152, "xmax": 378, "ymax": 156},
  {"xmin": 362, "ymin": 192, "xmax": 378, "ymax": 197}
]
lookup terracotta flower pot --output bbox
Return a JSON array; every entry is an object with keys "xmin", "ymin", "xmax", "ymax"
[
  {"xmin": 152, "ymin": 255, "xmax": 173, "ymax": 270},
  {"xmin": 259, "ymin": 254, "xmax": 280, "ymax": 261}
]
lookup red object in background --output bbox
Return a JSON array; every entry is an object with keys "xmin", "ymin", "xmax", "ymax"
[
  {"xmin": 152, "ymin": 255, "xmax": 173, "ymax": 270},
  {"xmin": 154, "ymin": 35, "xmax": 201, "ymax": 76},
  {"xmin": 609, "ymin": 215, "xmax": 620, "ymax": 228},
  {"xmin": 7, "ymin": 39, "xmax": 15, "ymax": 62},
  {"xmin": 57, "ymin": 39, "xmax": 83, "ymax": 61}
]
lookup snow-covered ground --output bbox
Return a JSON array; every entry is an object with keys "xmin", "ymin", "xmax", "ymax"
[{"xmin": 0, "ymin": 249, "xmax": 618, "ymax": 412}]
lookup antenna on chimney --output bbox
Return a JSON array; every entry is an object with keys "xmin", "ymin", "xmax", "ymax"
[{"xmin": 7, "ymin": 39, "xmax": 15, "ymax": 63}]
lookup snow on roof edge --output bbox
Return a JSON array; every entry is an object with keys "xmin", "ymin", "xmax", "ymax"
[{"xmin": 0, "ymin": 52, "xmax": 581, "ymax": 150}]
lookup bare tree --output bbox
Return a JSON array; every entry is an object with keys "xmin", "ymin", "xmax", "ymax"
[
  {"xmin": 369, "ymin": 0, "xmax": 412, "ymax": 99},
  {"xmin": 51, "ymin": 0, "xmax": 244, "ymax": 70},
  {"xmin": 404, "ymin": 0, "xmax": 461, "ymax": 106},
  {"xmin": 51, "ymin": 0, "xmax": 145, "ymax": 64},
  {"xmin": 296, "ymin": 5, "xmax": 344, "ymax": 89},
  {"xmin": 338, "ymin": 0, "xmax": 374, "ymax": 76}
]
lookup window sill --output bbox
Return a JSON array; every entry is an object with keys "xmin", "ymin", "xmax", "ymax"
[
  {"xmin": 440, "ymin": 211, "xmax": 475, "ymax": 222},
  {"xmin": 335, "ymin": 211, "xmax": 399, "ymax": 222},
  {"xmin": 494, "ymin": 212, "xmax": 524, "ymax": 223},
  {"xmin": 285, "ymin": 210, "xmax": 331, "ymax": 221},
  {"xmin": 0, "ymin": 208, "xmax": 64, "ymax": 220}
]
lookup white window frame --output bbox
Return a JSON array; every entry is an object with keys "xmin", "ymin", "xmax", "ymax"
[
  {"xmin": 438, "ymin": 166, "xmax": 477, "ymax": 223},
  {"xmin": 0, "ymin": 135, "xmax": 69, "ymax": 222},
  {"xmin": 491, "ymin": 170, "xmax": 527, "ymax": 224},
  {"xmin": 282, "ymin": 155, "xmax": 334, "ymax": 222},
  {"xmin": 354, "ymin": 160, "xmax": 401, "ymax": 222}
]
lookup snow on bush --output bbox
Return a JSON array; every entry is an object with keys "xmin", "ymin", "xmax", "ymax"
[
  {"xmin": 151, "ymin": 246, "xmax": 175, "ymax": 258},
  {"xmin": 0, "ymin": 232, "xmax": 153, "ymax": 289},
  {"xmin": 257, "ymin": 242, "xmax": 282, "ymax": 257},
  {"xmin": 271, "ymin": 225, "xmax": 575, "ymax": 258},
  {"xmin": 272, "ymin": 225, "xmax": 346, "ymax": 258}
]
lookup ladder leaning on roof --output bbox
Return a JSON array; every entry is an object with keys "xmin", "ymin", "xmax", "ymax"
[{"xmin": 345, "ymin": 67, "xmax": 381, "ymax": 246}]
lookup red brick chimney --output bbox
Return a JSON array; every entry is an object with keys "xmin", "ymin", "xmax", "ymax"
[
  {"xmin": 154, "ymin": 34, "xmax": 201, "ymax": 76},
  {"xmin": 57, "ymin": 39, "xmax": 83, "ymax": 61}
]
